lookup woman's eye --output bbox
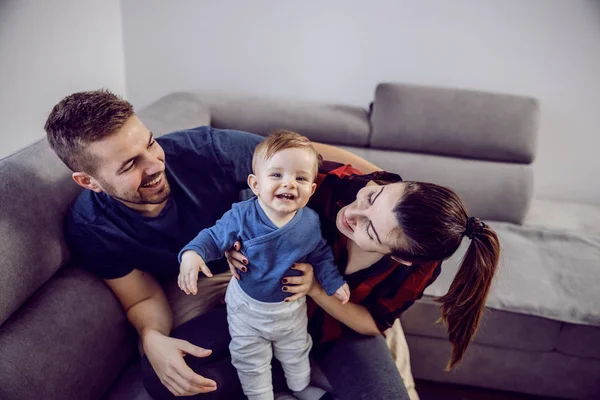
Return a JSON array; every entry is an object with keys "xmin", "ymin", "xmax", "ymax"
[
  {"xmin": 367, "ymin": 190, "xmax": 376, "ymax": 204},
  {"xmin": 364, "ymin": 223, "xmax": 374, "ymax": 241},
  {"xmin": 149, "ymin": 140, "xmax": 156, "ymax": 147}
]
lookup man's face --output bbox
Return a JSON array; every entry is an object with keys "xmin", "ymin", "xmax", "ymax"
[{"xmin": 85, "ymin": 116, "xmax": 170, "ymax": 209}]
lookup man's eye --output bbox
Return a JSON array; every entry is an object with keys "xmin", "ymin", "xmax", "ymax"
[{"xmin": 122, "ymin": 162, "xmax": 134, "ymax": 173}]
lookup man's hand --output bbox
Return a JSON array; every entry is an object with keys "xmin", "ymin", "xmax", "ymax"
[
  {"xmin": 281, "ymin": 262, "xmax": 315, "ymax": 302},
  {"xmin": 143, "ymin": 329, "xmax": 217, "ymax": 396},
  {"xmin": 178, "ymin": 251, "xmax": 212, "ymax": 295},
  {"xmin": 224, "ymin": 241, "xmax": 248, "ymax": 280},
  {"xmin": 334, "ymin": 283, "xmax": 351, "ymax": 304}
]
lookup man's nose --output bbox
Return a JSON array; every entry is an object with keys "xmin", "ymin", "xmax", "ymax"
[{"xmin": 144, "ymin": 157, "xmax": 163, "ymax": 176}]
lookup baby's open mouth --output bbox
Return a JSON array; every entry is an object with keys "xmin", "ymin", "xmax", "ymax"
[{"xmin": 276, "ymin": 194, "xmax": 296, "ymax": 200}]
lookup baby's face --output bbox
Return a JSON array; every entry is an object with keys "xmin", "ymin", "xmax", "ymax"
[{"xmin": 250, "ymin": 147, "xmax": 317, "ymax": 216}]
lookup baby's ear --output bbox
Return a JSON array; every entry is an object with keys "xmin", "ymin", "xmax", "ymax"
[
  {"xmin": 310, "ymin": 182, "xmax": 317, "ymax": 196},
  {"xmin": 247, "ymin": 174, "xmax": 260, "ymax": 196},
  {"xmin": 390, "ymin": 256, "xmax": 413, "ymax": 266}
]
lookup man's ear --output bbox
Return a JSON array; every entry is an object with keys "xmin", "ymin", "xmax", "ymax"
[
  {"xmin": 390, "ymin": 256, "xmax": 413, "ymax": 266},
  {"xmin": 247, "ymin": 174, "xmax": 260, "ymax": 196},
  {"xmin": 72, "ymin": 172, "xmax": 102, "ymax": 193}
]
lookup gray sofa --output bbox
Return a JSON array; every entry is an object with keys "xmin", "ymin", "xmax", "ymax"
[{"xmin": 1, "ymin": 83, "xmax": 598, "ymax": 400}]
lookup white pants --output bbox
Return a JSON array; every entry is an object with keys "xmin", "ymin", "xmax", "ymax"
[{"xmin": 225, "ymin": 277, "xmax": 312, "ymax": 400}]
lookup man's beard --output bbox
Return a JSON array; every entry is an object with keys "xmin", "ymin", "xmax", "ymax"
[{"xmin": 100, "ymin": 172, "xmax": 171, "ymax": 205}]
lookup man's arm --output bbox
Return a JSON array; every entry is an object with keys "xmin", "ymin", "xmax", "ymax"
[
  {"xmin": 312, "ymin": 142, "xmax": 382, "ymax": 174},
  {"xmin": 104, "ymin": 269, "xmax": 172, "ymax": 338},
  {"xmin": 105, "ymin": 269, "xmax": 218, "ymax": 396}
]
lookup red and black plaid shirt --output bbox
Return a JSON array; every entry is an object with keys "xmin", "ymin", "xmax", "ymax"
[{"xmin": 307, "ymin": 162, "xmax": 442, "ymax": 344}]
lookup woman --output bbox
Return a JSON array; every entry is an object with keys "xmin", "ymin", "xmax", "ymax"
[
  {"xmin": 144, "ymin": 161, "xmax": 500, "ymax": 400},
  {"xmin": 228, "ymin": 161, "xmax": 500, "ymax": 398}
]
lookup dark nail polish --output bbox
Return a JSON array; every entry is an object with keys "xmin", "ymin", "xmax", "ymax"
[
  {"xmin": 243, "ymin": 259, "xmax": 248, "ymax": 265},
  {"xmin": 284, "ymin": 299, "xmax": 290, "ymax": 302},
  {"xmin": 242, "ymin": 267, "xmax": 247, "ymax": 272},
  {"xmin": 282, "ymin": 279, "xmax": 288, "ymax": 284},
  {"xmin": 282, "ymin": 286, "xmax": 288, "ymax": 292}
]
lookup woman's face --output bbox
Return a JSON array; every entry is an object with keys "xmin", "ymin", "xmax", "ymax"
[{"xmin": 336, "ymin": 182, "xmax": 406, "ymax": 254}]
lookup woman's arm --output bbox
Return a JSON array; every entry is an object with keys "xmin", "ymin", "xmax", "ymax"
[
  {"xmin": 308, "ymin": 278, "xmax": 380, "ymax": 336},
  {"xmin": 312, "ymin": 142, "xmax": 382, "ymax": 174},
  {"xmin": 283, "ymin": 263, "xmax": 380, "ymax": 336}
]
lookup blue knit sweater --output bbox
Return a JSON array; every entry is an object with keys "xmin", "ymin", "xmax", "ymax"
[{"xmin": 179, "ymin": 197, "xmax": 346, "ymax": 302}]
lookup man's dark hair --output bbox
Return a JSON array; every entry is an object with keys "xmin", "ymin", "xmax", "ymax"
[{"xmin": 44, "ymin": 89, "xmax": 134, "ymax": 172}]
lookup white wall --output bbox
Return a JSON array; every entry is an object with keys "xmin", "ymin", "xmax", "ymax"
[
  {"xmin": 0, "ymin": 0, "xmax": 126, "ymax": 158},
  {"xmin": 121, "ymin": 0, "xmax": 600, "ymax": 204}
]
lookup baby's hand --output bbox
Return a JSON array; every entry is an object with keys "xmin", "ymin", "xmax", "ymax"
[
  {"xmin": 334, "ymin": 283, "xmax": 350, "ymax": 304},
  {"xmin": 178, "ymin": 251, "xmax": 213, "ymax": 295}
]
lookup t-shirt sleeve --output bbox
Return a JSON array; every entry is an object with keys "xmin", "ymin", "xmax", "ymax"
[
  {"xmin": 178, "ymin": 205, "xmax": 242, "ymax": 263},
  {"xmin": 65, "ymin": 212, "xmax": 134, "ymax": 280},
  {"xmin": 306, "ymin": 238, "xmax": 347, "ymax": 296},
  {"xmin": 209, "ymin": 128, "xmax": 263, "ymax": 188}
]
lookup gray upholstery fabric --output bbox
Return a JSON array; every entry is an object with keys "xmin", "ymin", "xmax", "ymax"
[
  {"xmin": 406, "ymin": 335, "xmax": 600, "ymax": 399},
  {"xmin": 136, "ymin": 92, "xmax": 212, "ymax": 137},
  {"xmin": 0, "ymin": 266, "xmax": 136, "ymax": 400},
  {"xmin": 205, "ymin": 94, "xmax": 371, "ymax": 146},
  {"xmin": 370, "ymin": 83, "xmax": 540, "ymax": 164},
  {"xmin": 0, "ymin": 139, "xmax": 82, "ymax": 325},
  {"xmin": 104, "ymin": 361, "xmax": 151, "ymax": 400},
  {"xmin": 556, "ymin": 324, "xmax": 600, "ymax": 360},
  {"xmin": 401, "ymin": 297, "xmax": 561, "ymax": 353},
  {"xmin": 339, "ymin": 146, "xmax": 533, "ymax": 224},
  {"xmin": 424, "ymin": 221, "xmax": 600, "ymax": 327}
]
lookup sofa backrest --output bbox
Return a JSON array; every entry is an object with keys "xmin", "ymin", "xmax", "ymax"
[{"xmin": 140, "ymin": 84, "xmax": 539, "ymax": 224}]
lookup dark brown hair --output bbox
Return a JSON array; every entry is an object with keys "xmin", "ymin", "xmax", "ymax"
[
  {"xmin": 44, "ymin": 89, "xmax": 134, "ymax": 172},
  {"xmin": 392, "ymin": 182, "xmax": 500, "ymax": 369}
]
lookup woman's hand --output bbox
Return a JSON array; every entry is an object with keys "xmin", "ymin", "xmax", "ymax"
[
  {"xmin": 224, "ymin": 241, "xmax": 248, "ymax": 280},
  {"xmin": 282, "ymin": 262, "xmax": 320, "ymax": 302}
]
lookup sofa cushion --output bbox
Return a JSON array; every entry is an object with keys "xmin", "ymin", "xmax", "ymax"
[
  {"xmin": 406, "ymin": 335, "xmax": 600, "ymax": 399},
  {"xmin": 103, "ymin": 361, "xmax": 151, "ymax": 400},
  {"xmin": 556, "ymin": 324, "xmax": 600, "ymax": 360},
  {"xmin": 205, "ymin": 94, "xmax": 371, "ymax": 147},
  {"xmin": 339, "ymin": 146, "xmax": 532, "ymax": 224},
  {"xmin": 424, "ymin": 221, "xmax": 600, "ymax": 327},
  {"xmin": 0, "ymin": 266, "xmax": 137, "ymax": 400},
  {"xmin": 401, "ymin": 297, "xmax": 561, "ymax": 353},
  {"xmin": 370, "ymin": 83, "xmax": 539, "ymax": 164},
  {"xmin": 136, "ymin": 92, "xmax": 212, "ymax": 137},
  {"xmin": 0, "ymin": 139, "xmax": 82, "ymax": 326}
]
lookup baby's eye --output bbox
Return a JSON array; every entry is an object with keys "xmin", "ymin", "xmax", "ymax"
[
  {"xmin": 271, "ymin": 173, "xmax": 282, "ymax": 178},
  {"xmin": 296, "ymin": 177, "xmax": 307, "ymax": 182}
]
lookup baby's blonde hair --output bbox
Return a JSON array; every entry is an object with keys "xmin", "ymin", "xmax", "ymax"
[{"xmin": 252, "ymin": 130, "xmax": 321, "ymax": 179}]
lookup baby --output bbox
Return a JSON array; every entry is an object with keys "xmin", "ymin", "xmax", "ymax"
[{"xmin": 178, "ymin": 130, "xmax": 349, "ymax": 400}]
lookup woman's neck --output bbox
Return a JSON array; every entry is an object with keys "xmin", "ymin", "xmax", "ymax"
[{"xmin": 344, "ymin": 239, "xmax": 385, "ymax": 275}]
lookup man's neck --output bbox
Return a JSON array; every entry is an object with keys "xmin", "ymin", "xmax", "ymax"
[
  {"xmin": 257, "ymin": 198, "xmax": 297, "ymax": 228},
  {"xmin": 117, "ymin": 198, "xmax": 168, "ymax": 217}
]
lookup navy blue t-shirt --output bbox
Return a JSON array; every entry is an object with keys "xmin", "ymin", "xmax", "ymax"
[{"xmin": 65, "ymin": 126, "xmax": 262, "ymax": 280}]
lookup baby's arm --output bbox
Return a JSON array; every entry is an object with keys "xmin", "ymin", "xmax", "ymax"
[
  {"xmin": 306, "ymin": 238, "xmax": 350, "ymax": 304},
  {"xmin": 177, "ymin": 206, "xmax": 241, "ymax": 294}
]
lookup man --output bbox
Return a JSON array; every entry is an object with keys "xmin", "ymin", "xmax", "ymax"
[{"xmin": 45, "ymin": 90, "xmax": 414, "ymax": 399}]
